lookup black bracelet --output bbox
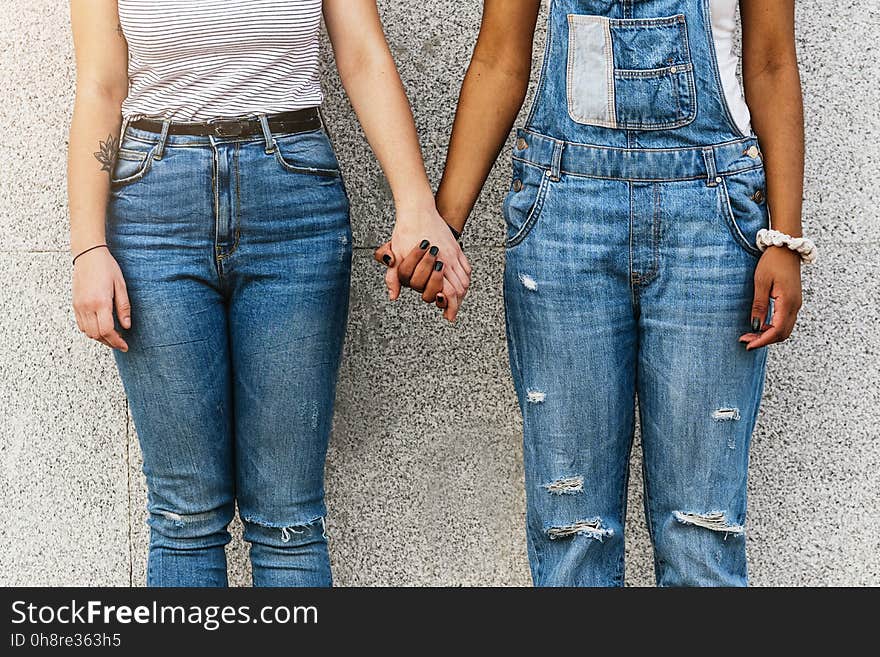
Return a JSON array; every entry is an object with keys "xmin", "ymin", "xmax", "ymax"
[
  {"xmin": 72, "ymin": 243, "xmax": 109, "ymax": 266},
  {"xmin": 447, "ymin": 224, "xmax": 462, "ymax": 242}
]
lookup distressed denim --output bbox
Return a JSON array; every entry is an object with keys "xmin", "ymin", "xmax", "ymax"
[
  {"xmin": 107, "ymin": 120, "xmax": 352, "ymax": 587},
  {"xmin": 503, "ymin": 0, "xmax": 769, "ymax": 586}
]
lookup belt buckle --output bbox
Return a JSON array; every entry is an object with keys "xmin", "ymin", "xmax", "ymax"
[{"xmin": 210, "ymin": 119, "xmax": 246, "ymax": 138}]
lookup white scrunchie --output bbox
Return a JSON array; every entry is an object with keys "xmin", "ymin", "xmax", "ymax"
[{"xmin": 755, "ymin": 229, "xmax": 817, "ymax": 264}]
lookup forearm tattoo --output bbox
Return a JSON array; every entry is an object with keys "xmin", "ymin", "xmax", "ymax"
[{"xmin": 94, "ymin": 134, "xmax": 119, "ymax": 174}]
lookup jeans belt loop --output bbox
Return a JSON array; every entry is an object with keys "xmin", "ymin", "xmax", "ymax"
[
  {"xmin": 702, "ymin": 147, "xmax": 719, "ymax": 187},
  {"xmin": 154, "ymin": 120, "xmax": 171, "ymax": 161},
  {"xmin": 550, "ymin": 139, "xmax": 564, "ymax": 182},
  {"xmin": 257, "ymin": 114, "xmax": 277, "ymax": 155},
  {"xmin": 119, "ymin": 115, "xmax": 131, "ymax": 142}
]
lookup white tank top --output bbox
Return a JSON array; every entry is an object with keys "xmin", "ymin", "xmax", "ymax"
[
  {"xmin": 709, "ymin": 0, "xmax": 752, "ymax": 135},
  {"xmin": 118, "ymin": 0, "xmax": 324, "ymax": 121}
]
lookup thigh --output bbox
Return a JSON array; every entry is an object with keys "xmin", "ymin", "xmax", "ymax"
[
  {"xmin": 504, "ymin": 171, "xmax": 638, "ymax": 540},
  {"xmin": 108, "ymin": 139, "xmax": 235, "ymax": 524},
  {"xmin": 229, "ymin": 133, "xmax": 352, "ymax": 524},
  {"xmin": 637, "ymin": 178, "xmax": 767, "ymax": 531}
]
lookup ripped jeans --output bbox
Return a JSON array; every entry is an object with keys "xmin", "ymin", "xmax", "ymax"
[
  {"xmin": 503, "ymin": 132, "xmax": 768, "ymax": 586},
  {"xmin": 108, "ymin": 121, "xmax": 351, "ymax": 586}
]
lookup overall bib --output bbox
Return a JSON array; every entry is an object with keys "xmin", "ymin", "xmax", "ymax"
[{"xmin": 503, "ymin": 0, "xmax": 769, "ymax": 586}]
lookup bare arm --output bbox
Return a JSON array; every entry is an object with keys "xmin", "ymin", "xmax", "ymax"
[
  {"xmin": 68, "ymin": 0, "xmax": 131, "ymax": 350},
  {"xmin": 323, "ymin": 0, "xmax": 471, "ymax": 320},
  {"xmin": 741, "ymin": 0, "xmax": 804, "ymax": 239},
  {"xmin": 435, "ymin": 0, "xmax": 541, "ymax": 233},
  {"xmin": 739, "ymin": 0, "xmax": 805, "ymax": 349}
]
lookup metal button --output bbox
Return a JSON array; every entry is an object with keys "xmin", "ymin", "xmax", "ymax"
[
  {"xmin": 516, "ymin": 137, "xmax": 528, "ymax": 150},
  {"xmin": 752, "ymin": 189, "xmax": 765, "ymax": 203},
  {"xmin": 513, "ymin": 179, "xmax": 523, "ymax": 192},
  {"xmin": 746, "ymin": 145, "xmax": 761, "ymax": 159}
]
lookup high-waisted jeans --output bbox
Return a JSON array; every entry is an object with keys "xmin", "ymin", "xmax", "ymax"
[{"xmin": 107, "ymin": 119, "xmax": 352, "ymax": 586}]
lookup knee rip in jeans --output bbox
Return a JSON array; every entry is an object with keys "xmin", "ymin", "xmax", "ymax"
[
  {"xmin": 546, "ymin": 517, "xmax": 613, "ymax": 542},
  {"xmin": 673, "ymin": 511, "xmax": 744, "ymax": 538},
  {"xmin": 526, "ymin": 390, "xmax": 546, "ymax": 404},
  {"xmin": 243, "ymin": 515, "xmax": 329, "ymax": 542},
  {"xmin": 155, "ymin": 509, "xmax": 218, "ymax": 529},
  {"xmin": 711, "ymin": 408, "xmax": 740, "ymax": 422},
  {"xmin": 543, "ymin": 475, "xmax": 583, "ymax": 495}
]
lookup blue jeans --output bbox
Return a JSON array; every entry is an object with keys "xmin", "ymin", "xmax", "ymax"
[
  {"xmin": 505, "ymin": 0, "xmax": 770, "ymax": 586},
  {"xmin": 107, "ymin": 119, "xmax": 352, "ymax": 587}
]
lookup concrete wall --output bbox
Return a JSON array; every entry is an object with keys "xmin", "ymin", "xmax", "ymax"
[{"xmin": 1, "ymin": 0, "xmax": 877, "ymax": 586}]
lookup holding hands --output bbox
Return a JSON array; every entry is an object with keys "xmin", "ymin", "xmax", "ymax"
[{"xmin": 374, "ymin": 203, "xmax": 471, "ymax": 322}]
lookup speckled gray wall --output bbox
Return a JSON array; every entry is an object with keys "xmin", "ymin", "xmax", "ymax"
[{"xmin": 1, "ymin": 0, "xmax": 877, "ymax": 586}]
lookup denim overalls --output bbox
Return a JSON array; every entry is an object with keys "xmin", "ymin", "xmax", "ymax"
[{"xmin": 503, "ymin": 0, "xmax": 769, "ymax": 586}]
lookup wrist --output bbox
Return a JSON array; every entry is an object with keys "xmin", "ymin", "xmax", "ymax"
[
  {"xmin": 70, "ymin": 233, "xmax": 107, "ymax": 256},
  {"xmin": 392, "ymin": 183, "xmax": 435, "ymax": 216},
  {"xmin": 72, "ymin": 243, "xmax": 109, "ymax": 266}
]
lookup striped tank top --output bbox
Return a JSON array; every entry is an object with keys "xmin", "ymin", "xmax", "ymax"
[{"xmin": 118, "ymin": 0, "xmax": 324, "ymax": 121}]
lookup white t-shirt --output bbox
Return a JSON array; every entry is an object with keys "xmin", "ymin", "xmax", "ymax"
[
  {"xmin": 710, "ymin": 0, "xmax": 753, "ymax": 135},
  {"xmin": 118, "ymin": 0, "xmax": 324, "ymax": 121}
]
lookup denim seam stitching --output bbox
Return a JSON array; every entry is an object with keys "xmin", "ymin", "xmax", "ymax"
[
  {"xmin": 518, "ymin": 127, "xmax": 756, "ymax": 152},
  {"xmin": 512, "ymin": 156, "xmax": 763, "ymax": 183},
  {"xmin": 218, "ymin": 143, "xmax": 242, "ymax": 260}
]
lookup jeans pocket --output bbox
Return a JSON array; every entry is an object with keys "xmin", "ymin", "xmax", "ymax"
[
  {"xmin": 567, "ymin": 13, "xmax": 696, "ymax": 130},
  {"xmin": 111, "ymin": 145, "xmax": 156, "ymax": 187},
  {"xmin": 719, "ymin": 167, "xmax": 769, "ymax": 258},
  {"xmin": 505, "ymin": 160, "xmax": 551, "ymax": 249},
  {"xmin": 273, "ymin": 129, "xmax": 341, "ymax": 178}
]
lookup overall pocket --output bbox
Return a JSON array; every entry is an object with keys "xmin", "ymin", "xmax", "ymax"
[
  {"xmin": 719, "ymin": 167, "xmax": 769, "ymax": 258},
  {"xmin": 504, "ymin": 160, "xmax": 551, "ymax": 249},
  {"xmin": 567, "ymin": 13, "xmax": 696, "ymax": 130},
  {"xmin": 273, "ymin": 129, "xmax": 341, "ymax": 178}
]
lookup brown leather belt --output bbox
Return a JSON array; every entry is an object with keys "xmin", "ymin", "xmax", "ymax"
[{"xmin": 129, "ymin": 108, "xmax": 321, "ymax": 138}]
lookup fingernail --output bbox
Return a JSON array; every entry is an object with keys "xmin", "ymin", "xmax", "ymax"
[
  {"xmin": 429, "ymin": 245, "xmax": 439, "ymax": 256},
  {"xmin": 751, "ymin": 318, "xmax": 761, "ymax": 332},
  {"xmin": 434, "ymin": 261, "xmax": 444, "ymax": 271},
  {"xmin": 382, "ymin": 254, "xmax": 391, "ymax": 265},
  {"xmin": 419, "ymin": 239, "xmax": 430, "ymax": 249}
]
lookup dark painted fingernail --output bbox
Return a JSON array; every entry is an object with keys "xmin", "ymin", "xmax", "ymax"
[
  {"xmin": 382, "ymin": 254, "xmax": 391, "ymax": 265},
  {"xmin": 751, "ymin": 318, "xmax": 761, "ymax": 332},
  {"xmin": 429, "ymin": 245, "xmax": 439, "ymax": 256},
  {"xmin": 435, "ymin": 261, "xmax": 444, "ymax": 271},
  {"xmin": 437, "ymin": 294, "xmax": 444, "ymax": 302},
  {"xmin": 419, "ymin": 239, "xmax": 430, "ymax": 249}
]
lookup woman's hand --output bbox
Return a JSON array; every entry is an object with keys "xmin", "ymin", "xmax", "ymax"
[
  {"xmin": 739, "ymin": 247, "xmax": 803, "ymax": 350},
  {"xmin": 72, "ymin": 247, "xmax": 131, "ymax": 351},
  {"xmin": 377, "ymin": 202, "xmax": 471, "ymax": 321}
]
